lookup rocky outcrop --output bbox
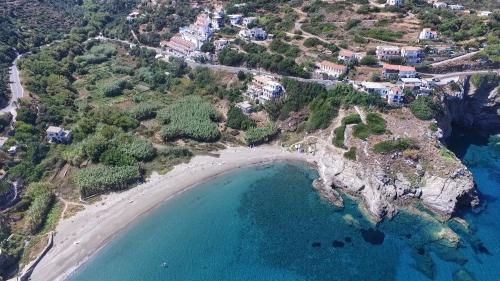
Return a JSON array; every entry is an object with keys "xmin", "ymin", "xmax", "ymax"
[
  {"xmin": 313, "ymin": 145, "xmax": 477, "ymax": 221},
  {"xmin": 440, "ymin": 74, "xmax": 500, "ymax": 138}
]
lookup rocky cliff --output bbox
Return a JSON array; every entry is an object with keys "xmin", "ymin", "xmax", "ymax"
[
  {"xmin": 304, "ymin": 107, "xmax": 479, "ymax": 221},
  {"xmin": 440, "ymin": 74, "xmax": 500, "ymax": 138}
]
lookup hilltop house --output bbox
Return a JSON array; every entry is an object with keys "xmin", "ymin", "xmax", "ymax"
[
  {"xmin": 245, "ymin": 75, "xmax": 285, "ymax": 104},
  {"xmin": 382, "ymin": 64, "xmax": 417, "ymax": 79},
  {"xmin": 401, "ymin": 46, "xmax": 423, "ymax": 64},
  {"xmin": 337, "ymin": 49, "xmax": 364, "ymax": 62},
  {"xmin": 46, "ymin": 126, "xmax": 72, "ymax": 143},
  {"xmin": 239, "ymin": 28, "xmax": 267, "ymax": 41},
  {"xmin": 162, "ymin": 36, "xmax": 197, "ymax": 57},
  {"xmin": 386, "ymin": 86, "xmax": 404, "ymax": 106},
  {"xmin": 315, "ymin": 61, "xmax": 347, "ymax": 78},
  {"xmin": 433, "ymin": 2, "xmax": 447, "ymax": 8},
  {"xmin": 376, "ymin": 45, "xmax": 400, "ymax": 61},
  {"xmin": 386, "ymin": 0, "xmax": 404, "ymax": 5},
  {"xmin": 228, "ymin": 14, "xmax": 243, "ymax": 25},
  {"xmin": 236, "ymin": 101, "xmax": 253, "ymax": 115},
  {"xmin": 243, "ymin": 17, "xmax": 257, "ymax": 27},
  {"xmin": 419, "ymin": 28, "xmax": 438, "ymax": 40},
  {"xmin": 448, "ymin": 4, "xmax": 464, "ymax": 10}
]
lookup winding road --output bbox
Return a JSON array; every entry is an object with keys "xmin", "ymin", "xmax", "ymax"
[{"xmin": 1, "ymin": 54, "xmax": 24, "ymax": 121}]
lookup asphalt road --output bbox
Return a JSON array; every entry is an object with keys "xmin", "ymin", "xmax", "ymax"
[{"xmin": 1, "ymin": 54, "xmax": 24, "ymax": 120}]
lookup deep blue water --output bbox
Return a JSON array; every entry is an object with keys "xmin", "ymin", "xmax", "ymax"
[{"xmin": 69, "ymin": 135, "xmax": 500, "ymax": 281}]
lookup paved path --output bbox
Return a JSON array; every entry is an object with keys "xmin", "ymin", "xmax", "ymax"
[
  {"xmin": 420, "ymin": 70, "xmax": 499, "ymax": 79},
  {"xmin": 429, "ymin": 51, "xmax": 481, "ymax": 67},
  {"xmin": 1, "ymin": 54, "xmax": 24, "ymax": 120}
]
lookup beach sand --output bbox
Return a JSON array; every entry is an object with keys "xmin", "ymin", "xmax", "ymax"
[{"xmin": 29, "ymin": 145, "xmax": 312, "ymax": 281}]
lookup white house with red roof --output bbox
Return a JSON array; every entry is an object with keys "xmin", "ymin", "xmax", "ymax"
[
  {"xmin": 162, "ymin": 36, "xmax": 197, "ymax": 57},
  {"xmin": 315, "ymin": 61, "xmax": 347, "ymax": 78},
  {"xmin": 337, "ymin": 49, "xmax": 364, "ymax": 62},
  {"xmin": 376, "ymin": 45, "xmax": 401, "ymax": 61},
  {"xmin": 382, "ymin": 64, "xmax": 417, "ymax": 79}
]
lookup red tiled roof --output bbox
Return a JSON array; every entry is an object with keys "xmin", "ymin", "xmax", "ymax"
[
  {"xmin": 383, "ymin": 64, "xmax": 416, "ymax": 72},
  {"xmin": 318, "ymin": 60, "xmax": 347, "ymax": 71},
  {"xmin": 339, "ymin": 49, "xmax": 355, "ymax": 57}
]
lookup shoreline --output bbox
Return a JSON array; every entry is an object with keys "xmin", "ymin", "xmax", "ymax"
[{"xmin": 29, "ymin": 145, "xmax": 313, "ymax": 281}]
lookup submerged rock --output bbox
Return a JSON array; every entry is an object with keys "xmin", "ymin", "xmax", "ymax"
[
  {"xmin": 332, "ymin": 240, "xmax": 345, "ymax": 248},
  {"xmin": 412, "ymin": 247, "xmax": 436, "ymax": 280},
  {"xmin": 344, "ymin": 237, "xmax": 352, "ymax": 243},
  {"xmin": 311, "ymin": 242, "xmax": 321, "ymax": 248},
  {"xmin": 360, "ymin": 228, "xmax": 384, "ymax": 245},
  {"xmin": 453, "ymin": 269, "xmax": 476, "ymax": 281}
]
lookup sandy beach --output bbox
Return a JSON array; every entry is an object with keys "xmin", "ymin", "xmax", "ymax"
[{"xmin": 29, "ymin": 145, "xmax": 313, "ymax": 281}]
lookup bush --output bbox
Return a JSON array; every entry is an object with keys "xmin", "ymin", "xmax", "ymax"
[
  {"xmin": 24, "ymin": 183, "xmax": 55, "ymax": 234},
  {"xmin": 333, "ymin": 125, "xmax": 346, "ymax": 148},
  {"xmin": 344, "ymin": 147, "xmax": 357, "ymax": 160},
  {"xmin": 353, "ymin": 113, "xmax": 386, "ymax": 140},
  {"xmin": 359, "ymin": 55, "xmax": 378, "ymax": 66},
  {"xmin": 121, "ymin": 138, "xmax": 156, "ymax": 161},
  {"xmin": 342, "ymin": 113, "xmax": 362, "ymax": 125},
  {"xmin": 102, "ymin": 80, "xmax": 128, "ymax": 97},
  {"xmin": 75, "ymin": 165, "xmax": 142, "ymax": 197},
  {"xmin": 360, "ymin": 28, "xmax": 403, "ymax": 42},
  {"xmin": 128, "ymin": 103, "xmax": 160, "ymax": 120},
  {"xmin": 159, "ymin": 147, "xmax": 193, "ymax": 160},
  {"xmin": 409, "ymin": 97, "xmax": 442, "ymax": 120},
  {"xmin": 245, "ymin": 123, "xmax": 279, "ymax": 145},
  {"xmin": 0, "ymin": 180, "xmax": 12, "ymax": 203},
  {"xmin": 158, "ymin": 96, "xmax": 221, "ymax": 142},
  {"xmin": 373, "ymin": 138, "xmax": 416, "ymax": 154},
  {"xmin": 226, "ymin": 107, "xmax": 255, "ymax": 130}
]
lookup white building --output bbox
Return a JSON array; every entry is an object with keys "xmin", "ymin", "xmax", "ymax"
[
  {"xmin": 419, "ymin": 28, "xmax": 438, "ymax": 40},
  {"xmin": 161, "ymin": 36, "xmax": 197, "ymax": 57},
  {"xmin": 376, "ymin": 45, "xmax": 401, "ymax": 61},
  {"xmin": 315, "ymin": 61, "xmax": 347, "ymax": 78},
  {"xmin": 448, "ymin": 4, "xmax": 464, "ymax": 10},
  {"xmin": 401, "ymin": 46, "xmax": 423, "ymax": 64},
  {"xmin": 478, "ymin": 11, "xmax": 492, "ymax": 17},
  {"xmin": 245, "ymin": 75, "xmax": 285, "ymax": 104},
  {"xmin": 361, "ymin": 82, "xmax": 390, "ymax": 96},
  {"xmin": 433, "ymin": 2, "xmax": 447, "ymax": 8},
  {"xmin": 382, "ymin": 64, "xmax": 417, "ymax": 79},
  {"xmin": 337, "ymin": 49, "xmax": 364, "ymax": 62},
  {"xmin": 243, "ymin": 17, "xmax": 257, "ymax": 27},
  {"xmin": 236, "ymin": 101, "xmax": 253, "ymax": 115},
  {"xmin": 214, "ymin": 39, "xmax": 229, "ymax": 51},
  {"xmin": 228, "ymin": 14, "xmax": 243, "ymax": 25},
  {"xmin": 239, "ymin": 28, "xmax": 267, "ymax": 41},
  {"xmin": 7, "ymin": 146, "xmax": 17, "ymax": 155},
  {"xmin": 179, "ymin": 13, "xmax": 213, "ymax": 48},
  {"xmin": 386, "ymin": 86, "xmax": 405, "ymax": 106},
  {"xmin": 46, "ymin": 126, "xmax": 72, "ymax": 143},
  {"xmin": 386, "ymin": 0, "xmax": 404, "ymax": 6},
  {"xmin": 127, "ymin": 11, "xmax": 140, "ymax": 22}
]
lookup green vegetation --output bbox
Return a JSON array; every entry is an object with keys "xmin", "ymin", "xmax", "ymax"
[
  {"xmin": 410, "ymin": 97, "xmax": 442, "ymax": 120},
  {"xmin": 307, "ymin": 84, "xmax": 386, "ymax": 131},
  {"xmin": 75, "ymin": 165, "xmax": 142, "ymax": 198},
  {"xmin": 0, "ymin": 180, "xmax": 12, "ymax": 204},
  {"xmin": 23, "ymin": 182, "xmax": 55, "ymax": 234},
  {"xmin": 158, "ymin": 96, "xmax": 221, "ymax": 142},
  {"xmin": 245, "ymin": 123, "xmax": 279, "ymax": 145},
  {"xmin": 470, "ymin": 73, "xmax": 499, "ymax": 89},
  {"xmin": 269, "ymin": 39, "xmax": 300, "ymax": 58},
  {"xmin": 360, "ymin": 28, "xmax": 403, "ymax": 42},
  {"xmin": 373, "ymin": 138, "xmax": 416, "ymax": 154},
  {"xmin": 226, "ymin": 107, "xmax": 255, "ymax": 130},
  {"xmin": 344, "ymin": 147, "xmax": 357, "ymax": 160},
  {"xmin": 359, "ymin": 55, "xmax": 378, "ymax": 66},
  {"xmin": 353, "ymin": 113, "xmax": 387, "ymax": 140},
  {"xmin": 333, "ymin": 114, "xmax": 362, "ymax": 148}
]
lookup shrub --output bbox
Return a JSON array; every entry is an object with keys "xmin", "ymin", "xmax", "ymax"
[
  {"xmin": 344, "ymin": 147, "xmax": 357, "ymax": 160},
  {"xmin": 342, "ymin": 113, "xmax": 362, "ymax": 125},
  {"xmin": 0, "ymin": 180, "xmax": 12, "ymax": 203},
  {"xmin": 75, "ymin": 165, "xmax": 142, "ymax": 197},
  {"xmin": 359, "ymin": 55, "xmax": 378, "ymax": 66},
  {"xmin": 353, "ymin": 113, "xmax": 386, "ymax": 140},
  {"xmin": 128, "ymin": 103, "xmax": 160, "ymax": 120},
  {"xmin": 226, "ymin": 107, "xmax": 255, "ymax": 130},
  {"xmin": 158, "ymin": 96, "xmax": 221, "ymax": 142},
  {"xmin": 409, "ymin": 97, "xmax": 442, "ymax": 120},
  {"xmin": 245, "ymin": 123, "xmax": 279, "ymax": 145},
  {"xmin": 159, "ymin": 147, "xmax": 193, "ymax": 160},
  {"xmin": 333, "ymin": 125, "xmax": 346, "ymax": 148},
  {"xmin": 24, "ymin": 184, "xmax": 54, "ymax": 234},
  {"xmin": 102, "ymin": 80, "xmax": 128, "ymax": 97},
  {"xmin": 360, "ymin": 28, "xmax": 403, "ymax": 42},
  {"xmin": 121, "ymin": 138, "xmax": 156, "ymax": 161},
  {"xmin": 373, "ymin": 138, "xmax": 416, "ymax": 154}
]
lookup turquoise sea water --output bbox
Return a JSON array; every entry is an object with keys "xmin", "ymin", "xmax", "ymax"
[{"xmin": 69, "ymin": 135, "xmax": 500, "ymax": 281}]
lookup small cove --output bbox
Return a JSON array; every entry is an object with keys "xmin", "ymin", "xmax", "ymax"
[{"xmin": 69, "ymin": 133, "xmax": 499, "ymax": 281}]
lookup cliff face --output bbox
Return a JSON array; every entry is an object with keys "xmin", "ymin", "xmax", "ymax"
[
  {"xmin": 440, "ymin": 75, "xmax": 500, "ymax": 138},
  {"xmin": 306, "ymin": 107, "xmax": 479, "ymax": 221},
  {"xmin": 313, "ymin": 144, "xmax": 477, "ymax": 221}
]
